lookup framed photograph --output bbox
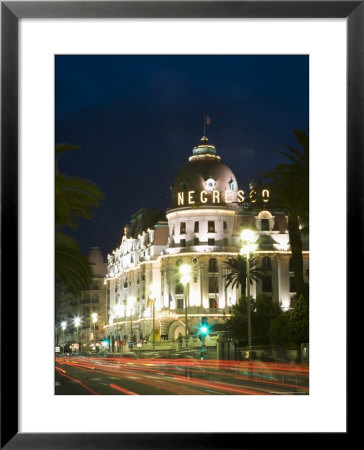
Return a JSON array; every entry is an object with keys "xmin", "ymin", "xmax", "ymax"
[{"xmin": 2, "ymin": 0, "xmax": 358, "ymax": 447}]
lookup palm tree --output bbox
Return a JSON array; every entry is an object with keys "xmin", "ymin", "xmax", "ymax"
[
  {"xmin": 55, "ymin": 144, "xmax": 103, "ymax": 296},
  {"xmin": 263, "ymin": 129, "xmax": 309, "ymax": 298},
  {"xmin": 223, "ymin": 255, "xmax": 265, "ymax": 296}
]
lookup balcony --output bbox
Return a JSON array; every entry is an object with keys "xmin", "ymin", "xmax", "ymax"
[{"xmin": 175, "ymin": 307, "xmax": 226, "ymax": 315}]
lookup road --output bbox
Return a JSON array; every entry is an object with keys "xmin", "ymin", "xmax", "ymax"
[{"xmin": 55, "ymin": 354, "xmax": 309, "ymax": 395}]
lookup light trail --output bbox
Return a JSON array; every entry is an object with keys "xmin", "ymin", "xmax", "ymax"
[
  {"xmin": 55, "ymin": 367, "xmax": 99, "ymax": 395},
  {"xmin": 109, "ymin": 383, "xmax": 138, "ymax": 395},
  {"xmin": 55, "ymin": 356, "xmax": 309, "ymax": 395}
]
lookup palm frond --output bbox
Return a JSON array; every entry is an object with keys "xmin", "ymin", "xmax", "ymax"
[
  {"xmin": 55, "ymin": 231, "xmax": 93, "ymax": 296},
  {"xmin": 55, "ymin": 173, "xmax": 104, "ymax": 230}
]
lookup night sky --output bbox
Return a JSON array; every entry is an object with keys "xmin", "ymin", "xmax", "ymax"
[{"xmin": 55, "ymin": 55, "xmax": 309, "ymax": 259}]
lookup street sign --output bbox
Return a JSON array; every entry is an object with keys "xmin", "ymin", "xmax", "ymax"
[{"xmin": 55, "ymin": 347, "xmax": 60, "ymax": 353}]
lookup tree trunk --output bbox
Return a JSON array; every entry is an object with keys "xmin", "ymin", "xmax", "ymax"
[{"xmin": 287, "ymin": 213, "xmax": 305, "ymax": 298}]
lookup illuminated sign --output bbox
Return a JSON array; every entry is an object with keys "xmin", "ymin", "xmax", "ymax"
[
  {"xmin": 249, "ymin": 189, "xmax": 270, "ymax": 203},
  {"xmin": 177, "ymin": 189, "xmax": 269, "ymax": 206},
  {"xmin": 177, "ymin": 190, "xmax": 245, "ymax": 205}
]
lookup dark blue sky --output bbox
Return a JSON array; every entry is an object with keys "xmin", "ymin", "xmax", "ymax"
[{"xmin": 55, "ymin": 55, "xmax": 309, "ymax": 258}]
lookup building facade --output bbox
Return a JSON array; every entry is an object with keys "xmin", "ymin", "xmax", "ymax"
[
  {"xmin": 56, "ymin": 246, "xmax": 107, "ymax": 352},
  {"xmin": 104, "ymin": 136, "xmax": 309, "ymax": 347}
]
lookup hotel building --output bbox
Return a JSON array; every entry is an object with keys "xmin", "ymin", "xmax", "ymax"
[{"xmin": 104, "ymin": 136, "xmax": 309, "ymax": 347}]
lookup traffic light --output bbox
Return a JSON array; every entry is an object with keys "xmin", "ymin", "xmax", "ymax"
[
  {"xmin": 198, "ymin": 317, "xmax": 210, "ymax": 339},
  {"xmin": 199, "ymin": 317, "xmax": 209, "ymax": 360}
]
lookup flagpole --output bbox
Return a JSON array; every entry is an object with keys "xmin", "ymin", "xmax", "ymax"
[{"xmin": 203, "ymin": 113, "xmax": 206, "ymax": 136}]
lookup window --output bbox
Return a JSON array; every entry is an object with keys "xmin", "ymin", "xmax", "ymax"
[
  {"xmin": 194, "ymin": 237, "xmax": 199, "ymax": 246},
  {"xmin": 262, "ymin": 276, "xmax": 272, "ymax": 292},
  {"xmin": 208, "ymin": 258, "xmax": 217, "ymax": 272},
  {"xmin": 262, "ymin": 256, "xmax": 272, "ymax": 271},
  {"xmin": 193, "ymin": 276, "xmax": 198, "ymax": 283},
  {"xmin": 92, "ymin": 294, "xmax": 99, "ymax": 303},
  {"xmin": 180, "ymin": 239, "xmax": 186, "ymax": 247},
  {"xmin": 208, "ymin": 276, "xmax": 218, "ymax": 293},
  {"xmin": 175, "ymin": 283, "xmax": 184, "ymax": 294},
  {"xmin": 194, "ymin": 221, "xmax": 199, "ymax": 232},
  {"xmin": 290, "ymin": 276, "xmax": 296, "ymax": 293},
  {"xmin": 224, "ymin": 238, "xmax": 228, "ymax": 246},
  {"xmin": 209, "ymin": 298, "xmax": 217, "ymax": 309},
  {"xmin": 261, "ymin": 219, "xmax": 270, "ymax": 231},
  {"xmin": 176, "ymin": 259, "xmax": 183, "ymax": 268},
  {"xmin": 177, "ymin": 298, "xmax": 184, "ymax": 309},
  {"xmin": 208, "ymin": 238, "xmax": 215, "ymax": 246},
  {"xmin": 180, "ymin": 222, "xmax": 186, "ymax": 234},
  {"xmin": 223, "ymin": 221, "xmax": 227, "ymax": 231},
  {"xmin": 208, "ymin": 221, "xmax": 215, "ymax": 232}
]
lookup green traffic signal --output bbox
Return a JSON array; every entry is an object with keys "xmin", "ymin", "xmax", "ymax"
[{"xmin": 200, "ymin": 325, "xmax": 208, "ymax": 335}]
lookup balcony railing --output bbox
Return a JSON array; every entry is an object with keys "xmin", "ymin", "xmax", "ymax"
[{"xmin": 175, "ymin": 307, "xmax": 225, "ymax": 315}]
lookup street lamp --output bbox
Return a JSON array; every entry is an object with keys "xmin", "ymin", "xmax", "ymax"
[
  {"xmin": 180, "ymin": 264, "xmax": 191, "ymax": 348},
  {"xmin": 61, "ymin": 321, "xmax": 67, "ymax": 354},
  {"xmin": 113, "ymin": 304, "xmax": 123, "ymax": 352},
  {"xmin": 74, "ymin": 316, "xmax": 81, "ymax": 354},
  {"xmin": 240, "ymin": 230, "xmax": 257, "ymax": 359},
  {"xmin": 149, "ymin": 284, "xmax": 158, "ymax": 350},
  {"xmin": 91, "ymin": 313, "xmax": 98, "ymax": 350},
  {"xmin": 128, "ymin": 296, "xmax": 136, "ymax": 343}
]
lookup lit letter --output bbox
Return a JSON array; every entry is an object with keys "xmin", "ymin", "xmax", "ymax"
[
  {"xmin": 200, "ymin": 191, "xmax": 208, "ymax": 204},
  {"xmin": 178, "ymin": 192, "xmax": 184, "ymax": 205},
  {"xmin": 188, "ymin": 191, "xmax": 195, "ymax": 204},
  {"xmin": 213, "ymin": 190, "xmax": 220, "ymax": 203},
  {"xmin": 262, "ymin": 189, "xmax": 270, "ymax": 202},
  {"xmin": 238, "ymin": 190, "xmax": 245, "ymax": 202},
  {"xmin": 249, "ymin": 190, "xmax": 256, "ymax": 203},
  {"xmin": 224, "ymin": 191, "xmax": 232, "ymax": 203}
]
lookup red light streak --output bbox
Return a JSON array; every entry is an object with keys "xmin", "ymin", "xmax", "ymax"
[{"xmin": 109, "ymin": 383, "xmax": 138, "ymax": 395}]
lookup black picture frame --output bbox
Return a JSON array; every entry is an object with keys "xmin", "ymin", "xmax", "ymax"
[{"xmin": 1, "ymin": 1, "xmax": 358, "ymax": 447}]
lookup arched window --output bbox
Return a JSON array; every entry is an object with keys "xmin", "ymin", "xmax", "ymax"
[
  {"xmin": 92, "ymin": 294, "xmax": 99, "ymax": 303},
  {"xmin": 208, "ymin": 258, "xmax": 217, "ymax": 272},
  {"xmin": 262, "ymin": 256, "xmax": 272, "ymax": 271},
  {"xmin": 175, "ymin": 283, "xmax": 184, "ymax": 294}
]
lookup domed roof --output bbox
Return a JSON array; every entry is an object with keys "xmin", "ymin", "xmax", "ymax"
[
  {"xmin": 171, "ymin": 136, "xmax": 239, "ymax": 208},
  {"xmin": 87, "ymin": 247, "xmax": 107, "ymax": 277}
]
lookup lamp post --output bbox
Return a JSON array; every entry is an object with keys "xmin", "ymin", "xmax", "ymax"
[
  {"xmin": 74, "ymin": 316, "xmax": 81, "ymax": 354},
  {"xmin": 180, "ymin": 264, "xmax": 191, "ymax": 348},
  {"xmin": 61, "ymin": 321, "xmax": 67, "ymax": 354},
  {"xmin": 240, "ymin": 230, "xmax": 257, "ymax": 359},
  {"xmin": 91, "ymin": 313, "xmax": 98, "ymax": 350},
  {"xmin": 113, "ymin": 304, "xmax": 123, "ymax": 352},
  {"xmin": 149, "ymin": 285, "xmax": 158, "ymax": 350},
  {"xmin": 128, "ymin": 296, "xmax": 136, "ymax": 343}
]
